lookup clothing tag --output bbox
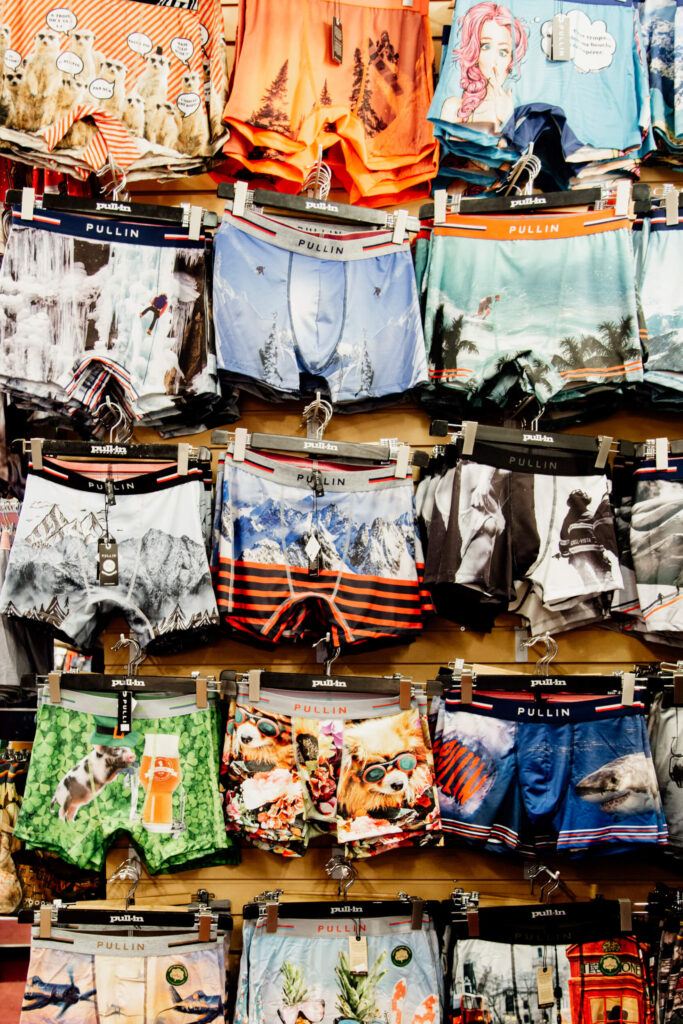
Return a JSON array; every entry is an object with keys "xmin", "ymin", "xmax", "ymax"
[
  {"xmin": 98, "ymin": 539, "xmax": 119, "ymax": 586},
  {"xmin": 666, "ymin": 188, "xmax": 679, "ymax": 226},
  {"xmin": 305, "ymin": 535, "xmax": 321, "ymax": 561},
  {"xmin": 117, "ymin": 690, "xmax": 132, "ymax": 734},
  {"xmin": 348, "ymin": 935, "xmax": 368, "ymax": 974},
  {"xmin": 551, "ymin": 14, "xmax": 572, "ymax": 61},
  {"xmin": 655, "ymin": 436, "xmax": 669, "ymax": 471},
  {"xmin": 331, "ymin": 16, "xmax": 343, "ymax": 64},
  {"xmin": 104, "ymin": 479, "xmax": 116, "ymax": 506},
  {"xmin": 308, "ymin": 554, "xmax": 321, "ymax": 577},
  {"xmin": 537, "ymin": 967, "xmax": 554, "ymax": 1007},
  {"xmin": 313, "ymin": 470, "xmax": 325, "ymax": 497}
]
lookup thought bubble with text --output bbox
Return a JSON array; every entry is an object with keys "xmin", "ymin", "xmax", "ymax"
[
  {"xmin": 541, "ymin": 10, "xmax": 616, "ymax": 73},
  {"xmin": 46, "ymin": 8, "xmax": 77, "ymax": 34},
  {"xmin": 4, "ymin": 49, "xmax": 21, "ymax": 71},
  {"xmin": 56, "ymin": 50, "xmax": 83, "ymax": 75},
  {"xmin": 170, "ymin": 36, "xmax": 193, "ymax": 64},
  {"xmin": 199, "ymin": 23, "xmax": 209, "ymax": 47},
  {"xmin": 89, "ymin": 77, "xmax": 114, "ymax": 99},
  {"xmin": 127, "ymin": 32, "xmax": 152, "ymax": 57},
  {"xmin": 176, "ymin": 91, "xmax": 201, "ymax": 117}
]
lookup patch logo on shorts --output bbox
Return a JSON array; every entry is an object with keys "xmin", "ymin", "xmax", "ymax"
[
  {"xmin": 598, "ymin": 954, "xmax": 622, "ymax": 976},
  {"xmin": 391, "ymin": 945, "xmax": 412, "ymax": 967},
  {"xmin": 166, "ymin": 964, "xmax": 188, "ymax": 986}
]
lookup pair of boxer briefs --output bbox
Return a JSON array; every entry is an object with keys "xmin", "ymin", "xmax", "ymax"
[
  {"xmin": 214, "ymin": 445, "xmax": 434, "ymax": 654},
  {"xmin": 218, "ymin": 0, "xmax": 438, "ymax": 205},
  {"xmin": 212, "ymin": 206, "xmax": 428, "ymax": 409},
  {"xmin": 220, "ymin": 681, "xmax": 441, "ymax": 857},
  {"xmin": 432, "ymin": 688, "xmax": 667, "ymax": 856},
  {"xmin": 21, "ymin": 925, "xmax": 228, "ymax": 1024},
  {"xmin": 13, "ymin": 686, "xmax": 233, "ymax": 873}
]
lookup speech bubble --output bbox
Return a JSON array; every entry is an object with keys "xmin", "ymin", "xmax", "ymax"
[
  {"xmin": 176, "ymin": 91, "xmax": 201, "ymax": 117},
  {"xmin": 199, "ymin": 22, "xmax": 209, "ymax": 47},
  {"xmin": 4, "ymin": 49, "xmax": 21, "ymax": 71},
  {"xmin": 56, "ymin": 50, "xmax": 83, "ymax": 75},
  {"xmin": 541, "ymin": 11, "xmax": 616, "ymax": 74},
  {"xmin": 89, "ymin": 77, "xmax": 114, "ymax": 99},
  {"xmin": 127, "ymin": 31, "xmax": 152, "ymax": 57},
  {"xmin": 170, "ymin": 36, "xmax": 193, "ymax": 64},
  {"xmin": 46, "ymin": 8, "xmax": 77, "ymax": 34}
]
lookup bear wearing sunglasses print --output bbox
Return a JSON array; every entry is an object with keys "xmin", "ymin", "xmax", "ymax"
[
  {"xmin": 337, "ymin": 712, "xmax": 434, "ymax": 820},
  {"xmin": 231, "ymin": 704, "xmax": 295, "ymax": 774}
]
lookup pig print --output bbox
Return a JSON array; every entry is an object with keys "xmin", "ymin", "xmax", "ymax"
[{"xmin": 50, "ymin": 745, "xmax": 137, "ymax": 821}]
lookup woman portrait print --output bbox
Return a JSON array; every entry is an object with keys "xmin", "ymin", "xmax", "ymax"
[{"xmin": 441, "ymin": 2, "xmax": 528, "ymax": 131}]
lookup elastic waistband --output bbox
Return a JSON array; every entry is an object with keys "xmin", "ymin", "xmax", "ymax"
[
  {"xmin": 32, "ymin": 927, "xmax": 223, "ymax": 956},
  {"xmin": 251, "ymin": 916, "xmax": 435, "ymax": 938},
  {"xmin": 232, "ymin": 681, "xmax": 428, "ymax": 720},
  {"xmin": 443, "ymin": 691, "xmax": 646, "ymax": 722},
  {"xmin": 320, "ymin": 0, "xmax": 429, "ymax": 13},
  {"xmin": 633, "ymin": 215, "xmax": 683, "ymax": 232},
  {"xmin": 220, "ymin": 208, "xmax": 409, "ymax": 261},
  {"xmin": 28, "ymin": 457, "xmax": 205, "ymax": 495},
  {"xmin": 12, "ymin": 207, "xmax": 207, "ymax": 250},
  {"xmin": 224, "ymin": 447, "xmax": 414, "ymax": 491},
  {"xmin": 37, "ymin": 686, "xmax": 216, "ymax": 720},
  {"xmin": 633, "ymin": 454, "xmax": 683, "ymax": 482},
  {"xmin": 460, "ymin": 440, "xmax": 610, "ymax": 477},
  {"xmin": 434, "ymin": 211, "xmax": 629, "ymax": 242}
]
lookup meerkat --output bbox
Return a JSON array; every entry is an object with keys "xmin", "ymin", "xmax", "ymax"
[
  {"xmin": 134, "ymin": 51, "xmax": 169, "ymax": 106},
  {"xmin": 122, "ymin": 94, "xmax": 145, "ymax": 137},
  {"xmin": 97, "ymin": 57, "xmax": 127, "ymax": 118},
  {"xmin": 0, "ymin": 69, "xmax": 13, "ymax": 124},
  {"xmin": 68, "ymin": 28, "xmax": 99, "ymax": 85},
  {"xmin": 3, "ymin": 68, "xmax": 23, "ymax": 129},
  {"xmin": 64, "ymin": 80, "xmax": 97, "ymax": 149},
  {"xmin": 15, "ymin": 60, "xmax": 47, "ymax": 132},
  {"xmin": 24, "ymin": 29, "xmax": 60, "ymax": 101},
  {"xmin": 177, "ymin": 70, "xmax": 209, "ymax": 156},
  {"xmin": 50, "ymin": 75, "xmax": 90, "ymax": 148},
  {"xmin": 0, "ymin": 24, "xmax": 12, "ymax": 73},
  {"xmin": 147, "ymin": 99, "xmax": 180, "ymax": 149}
]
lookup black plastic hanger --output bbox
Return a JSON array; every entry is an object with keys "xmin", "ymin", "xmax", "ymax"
[{"xmin": 6, "ymin": 188, "xmax": 218, "ymax": 230}]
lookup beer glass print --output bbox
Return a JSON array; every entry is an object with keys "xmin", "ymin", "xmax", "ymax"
[{"xmin": 140, "ymin": 733, "xmax": 181, "ymax": 833}]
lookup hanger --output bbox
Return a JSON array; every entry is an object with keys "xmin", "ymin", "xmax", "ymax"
[
  {"xmin": 220, "ymin": 668, "xmax": 414, "ymax": 710},
  {"xmin": 420, "ymin": 182, "xmax": 632, "ymax": 222},
  {"xmin": 6, "ymin": 186, "xmax": 217, "ymax": 236},
  {"xmin": 456, "ymin": 897, "xmax": 632, "ymax": 943},
  {"xmin": 13, "ymin": 435, "xmax": 211, "ymax": 476},
  {"xmin": 17, "ymin": 901, "xmax": 232, "ymax": 943},
  {"xmin": 218, "ymin": 180, "xmax": 420, "ymax": 238},
  {"xmin": 430, "ymin": 418, "xmax": 620, "ymax": 470},
  {"xmin": 632, "ymin": 182, "xmax": 683, "ymax": 217}
]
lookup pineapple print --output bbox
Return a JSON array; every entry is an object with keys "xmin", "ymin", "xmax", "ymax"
[
  {"xmin": 281, "ymin": 962, "xmax": 309, "ymax": 1007},
  {"xmin": 278, "ymin": 962, "xmax": 325, "ymax": 1024},
  {"xmin": 335, "ymin": 950, "xmax": 387, "ymax": 1024}
]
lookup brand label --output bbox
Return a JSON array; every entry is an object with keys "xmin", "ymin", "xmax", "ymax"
[
  {"xmin": 391, "ymin": 945, "xmax": 413, "ymax": 967},
  {"xmin": 95, "ymin": 202, "xmax": 133, "ymax": 213},
  {"xmin": 302, "ymin": 441, "xmax": 340, "ymax": 451},
  {"xmin": 111, "ymin": 678, "xmax": 147, "ymax": 688},
  {"xmin": 509, "ymin": 196, "xmax": 548, "ymax": 208},
  {"xmin": 166, "ymin": 964, "xmax": 189, "ymax": 986},
  {"xmin": 331, "ymin": 906, "xmax": 363, "ymax": 914},
  {"xmin": 530, "ymin": 678, "xmax": 566, "ymax": 687},
  {"xmin": 531, "ymin": 909, "xmax": 567, "ymax": 918},
  {"xmin": 522, "ymin": 434, "xmax": 555, "ymax": 443},
  {"xmin": 90, "ymin": 444, "xmax": 128, "ymax": 455},
  {"xmin": 109, "ymin": 914, "xmax": 144, "ymax": 923},
  {"xmin": 305, "ymin": 200, "xmax": 339, "ymax": 212},
  {"xmin": 311, "ymin": 679, "xmax": 348, "ymax": 688}
]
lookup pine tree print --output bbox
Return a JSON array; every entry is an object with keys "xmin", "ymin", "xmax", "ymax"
[
  {"xmin": 319, "ymin": 80, "xmax": 332, "ymax": 106},
  {"xmin": 247, "ymin": 60, "xmax": 292, "ymax": 134},
  {"xmin": 258, "ymin": 313, "xmax": 284, "ymax": 384},
  {"xmin": 350, "ymin": 48, "xmax": 364, "ymax": 109},
  {"xmin": 355, "ymin": 39, "xmax": 387, "ymax": 138},
  {"xmin": 355, "ymin": 332, "xmax": 375, "ymax": 396},
  {"xmin": 335, "ymin": 950, "xmax": 387, "ymax": 1024}
]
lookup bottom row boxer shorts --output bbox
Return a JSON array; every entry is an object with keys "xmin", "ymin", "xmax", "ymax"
[
  {"xmin": 433, "ymin": 690, "xmax": 667, "ymax": 855},
  {"xmin": 630, "ymin": 453, "xmax": 683, "ymax": 632},
  {"xmin": 21, "ymin": 927, "xmax": 226, "ymax": 1024},
  {"xmin": 648, "ymin": 693, "xmax": 683, "ymax": 857},
  {"xmin": 13, "ymin": 687, "xmax": 232, "ymax": 874},
  {"xmin": 215, "ymin": 447, "xmax": 434, "ymax": 652},
  {"xmin": 235, "ymin": 913, "xmax": 443, "ymax": 1024},
  {"xmin": 221, "ymin": 682, "xmax": 441, "ymax": 856}
]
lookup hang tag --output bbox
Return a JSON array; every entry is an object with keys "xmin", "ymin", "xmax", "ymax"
[
  {"xmin": 104, "ymin": 479, "xmax": 116, "ymax": 506},
  {"xmin": 98, "ymin": 539, "xmax": 119, "ymax": 587},
  {"xmin": 117, "ymin": 690, "xmax": 133, "ymax": 734},
  {"xmin": 665, "ymin": 188, "xmax": 679, "ymax": 227},
  {"xmin": 313, "ymin": 470, "xmax": 325, "ymax": 497},
  {"xmin": 305, "ymin": 535, "xmax": 321, "ymax": 561},
  {"xmin": 331, "ymin": 16, "xmax": 343, "ymax": 64},
  {"xmin": 655, "ymin": 436, "xmax": 669, "ymax": 471},
  {"xmin": 551, "ymin": 13, "xmax": 572, "ymax": 61},
  {"xmin": 348, "ymin": 935, "xmax": 368, "ymax": 974},
  {"xmin": 621, "ymin": 671, "xmax": 635, "ymax": 707},
  {"xmin": 537, "ymin": 967, "xmax": 555, "ymax": 1007}
]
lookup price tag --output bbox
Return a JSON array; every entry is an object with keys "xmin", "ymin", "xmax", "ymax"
[
  {"xmin": 117, "ymin": 690, "xmax": 132, "ymax": 734},
  {"xmin": 348, "ymin": 935, "xmax": 368, "ymax": 974},
  {"xmin": 551, "ymin": 13, "xmax": 571, "ymax": 61},
  {"xmin": 98, "ymin": 538, "xmax": 119, "ymax": 586},
  {"xmin": 331, "ymin": 16, "xmax": 343, "ymax": 64},
  {"xmin": 305, "ymin": 535, "xmax": 321, "ymax": 561},
  {"xmin": 537, "ymin": 967, "xmax": 555, "ymax": 1007}
]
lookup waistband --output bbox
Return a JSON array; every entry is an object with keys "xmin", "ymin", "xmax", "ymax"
[
  {"xmin": 220, "ymin": 208, "xmax": 410, "ymax": 261},
  {"xmin": 31, "ymin": 927, "xmax": 223, "ymax": 956},
  {"xmin": 434, "ymin": 211, "xmax": 630, "ymax": 242},
  {"xmin": 28, "ymin": 457, "xmax": 206, "ymax": 495},
  {"xmin": 223, "ymin": 447, "xmax": 414, "ymax": 491},
  {"xmin": 459, "ymin": 440, "xmax": 611, "ymax": 477},
  {"xmin": 442, "ymin": 691, "xmax": 646, "ymax": 722},
  {"xmin": 633, "ymin": 454, "xmax": 683, "ymax": 482},
  {"xmin": 12, "ymin": 207, "xmax": 207, "ymax": 250},
  {"xmin": 320, "ymin": 0, "xmax": 429, "ymax": 13},
  {"xmin": 37, "ymin": 686, "xmax": 216, "ymax": 720},
  {"xmin": 633, "ymin": 215, "xmax": 683, "ymax": 232},
  {"xmin": 231, "ymin": 681, "xmax": 428, "ymax": 720},
  {"xmin": 251, "ymin": 915, "xmax": 435, "ymax": 938}
]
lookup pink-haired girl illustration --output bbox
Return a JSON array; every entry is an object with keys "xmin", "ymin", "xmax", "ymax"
[{"xmin": 441, "ymin": 2, "xmax": 528, "ymax": 130}]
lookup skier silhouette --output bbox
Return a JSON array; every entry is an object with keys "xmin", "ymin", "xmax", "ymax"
[
  {"xmin": 139, "ymin": 293, "xmax": 168, "ymax": 335},
  {"xmin": 474, "ymin": 294, "xmax": 500, "ymax": 320}
]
